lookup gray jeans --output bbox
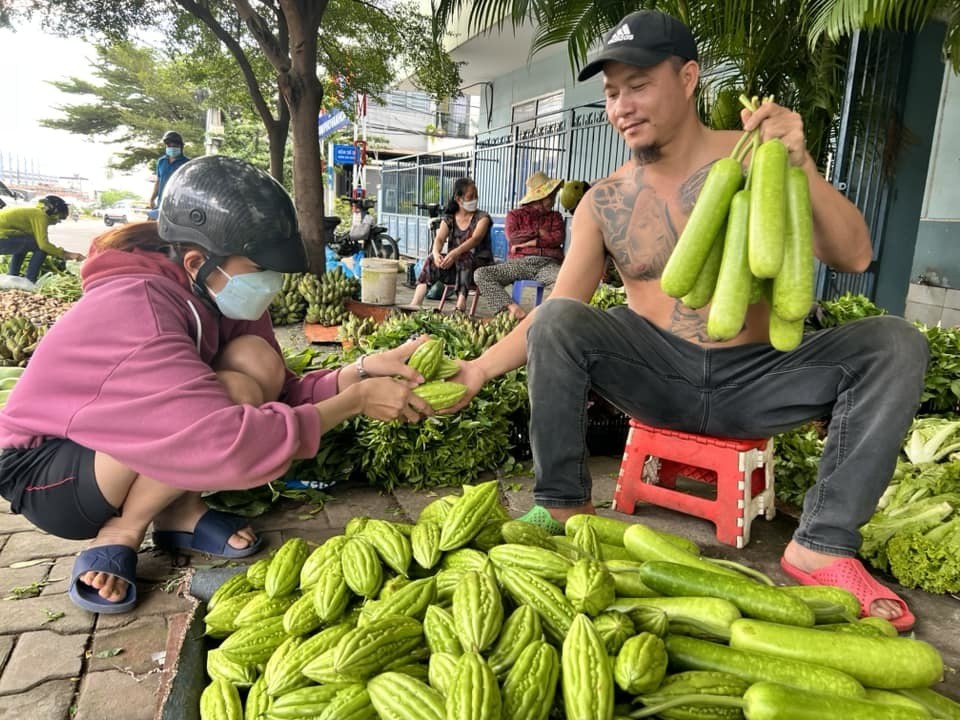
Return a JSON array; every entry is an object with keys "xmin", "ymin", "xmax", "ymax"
[
  {"xmin": 474, "ymin": 256, "xmax": 560, "ymax": 314},
  {"xmin": 526, "ymin": 298, "xmax": 929, "ymax": 556}
]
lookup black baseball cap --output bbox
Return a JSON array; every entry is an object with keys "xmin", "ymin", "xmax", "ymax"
[{"xmin": 577, "ymin": 10, "xmax": 698, "ymax": 81}]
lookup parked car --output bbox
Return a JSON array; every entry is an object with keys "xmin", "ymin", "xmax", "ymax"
[
  {"xmin": 0, "ymin": 181, "xmax": 29, "ymax": 210},
  {"xmin": 103, "ymin": 202, "xmax": 150, "ymax": 226}
]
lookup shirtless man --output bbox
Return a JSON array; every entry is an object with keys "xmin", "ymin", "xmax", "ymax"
[{"xmin": 451, "ymin": 10, "xmax": 928, "ymax": 631}]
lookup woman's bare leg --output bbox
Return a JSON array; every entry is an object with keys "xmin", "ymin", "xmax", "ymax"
[{"xmin": 78, "ymin": 335, "xmax": 285, "ymax": 602}]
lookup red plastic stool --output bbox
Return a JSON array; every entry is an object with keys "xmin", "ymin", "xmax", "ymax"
[
  {"xmin": 438, "ymin": 283, "xmax": 480, "ymax": 316},
  {"xmin": 613, "ymin": 419, "xmax": 776, "ymax": 548}
]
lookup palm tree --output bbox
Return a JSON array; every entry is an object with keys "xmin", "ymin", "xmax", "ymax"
[
  {"xmin": 807, "ymin": 0, "xmax": 959, "ymax": 73},
  {"xmin": 435, "ymin": 0, "xmax": 956, "ymax": 165}
]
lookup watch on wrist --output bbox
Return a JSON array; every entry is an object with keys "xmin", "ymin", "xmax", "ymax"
[{"xmin": 357, "ymin": 354, "xmax": 371, "ymax": 380}]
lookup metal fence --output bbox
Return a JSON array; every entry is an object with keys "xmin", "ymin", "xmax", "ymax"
[
  {"xmin": 816, "ymin": 30, "xmax": 908, "ymax": 301},
  {"xmin": 379, "ymin": 102, "xmax": 631, "ymax": 258}
]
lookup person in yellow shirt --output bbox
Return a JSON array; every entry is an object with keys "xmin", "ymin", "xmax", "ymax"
[{"xmin": 0, "ymin": 196, "xmax": 84, "ymax": 286}]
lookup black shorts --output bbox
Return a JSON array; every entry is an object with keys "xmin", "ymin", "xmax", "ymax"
[{"xmin": 0, "ymin": 439, "xmax": 118, "ymax": 540}]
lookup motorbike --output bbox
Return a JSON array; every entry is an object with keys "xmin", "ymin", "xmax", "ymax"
[{"xmin": 327, "ymin": 197, "xmax": 400, "ymax": 260}]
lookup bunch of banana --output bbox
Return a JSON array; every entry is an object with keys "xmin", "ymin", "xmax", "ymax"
[
  {"xmin": 0, "ymin": 317, "xmax": 43, "ymax": 367},
  {"xmin": 0, "ymin": 366, "xmax": 25, "ymax": 409},
  {"xmin": 269, "ymin": 273, "xmax": 308, "ymax": 326},
  {"xmin": 339, "ymin": 314, "xmax": 378, "ymax": 347},
  {"xmin": 298, "ymin": 268, "xmax": 361, "ymax": 327}
]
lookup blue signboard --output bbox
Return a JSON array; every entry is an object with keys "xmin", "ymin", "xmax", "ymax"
[
  {"xmin": 333, "ymin": 144, "xmax": 358, "ymax": 165},
  {"xmin": 318, "ymin": 109, "xmax": 350, "ymax": 139}
]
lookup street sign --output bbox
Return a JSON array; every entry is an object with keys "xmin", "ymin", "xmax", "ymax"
[
  {"xmin": 318, "ymin": 109, "xmax": 349, "ymax": 139},
  {"xmin": 333, "ymin": 144, "xmax": 358, "ymax": 165}
]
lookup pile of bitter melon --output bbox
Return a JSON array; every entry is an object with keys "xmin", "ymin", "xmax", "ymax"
[{"xmin": 198, "ymin": 480, "xmax": 957, "ymax": 720}]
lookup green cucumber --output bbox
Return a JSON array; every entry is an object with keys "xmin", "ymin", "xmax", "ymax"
[
  {"xmin": 632, "ymin": 681, "xmax": 929, "ymax": 720},
  {"xmin": 747, "ymin": 139, "xmax": 788, "ymax": 278},
  {"xmin": 777, "ymin": 584, "xmax": 861, "ymax": 623},
  {"xmin": 609, "ymin": 597, "xmax": 741, "ymax": 641},
  {"xmin": 661, "ymin": 157, "xmax": 744, "ymax": 298},
  {"xmin": 771, "ymin": 166, "xmax": 815, "ymax": 321},
  {"xmin": 638, "ymin": 561, "xmax": 815, "ymax": 627},
  {"xmin": 623, "ymin": 524, "xmax": 740, "ymax": 579},
  {"xmin": 664, "ymin": 635, "xmax": 865, "ymax": 698},
  {"xmin": 707, "ymin": 189, "xmax": 752, "ymax": 341},
  {"xmin": 681, "ymin": 229, "xmax": 724, "ymax": 309},
  {"xmin": 729, "ymin": 618, "xmax": 944, "ymax": 689},
  {"xmin": 895, "ymin": 687, "xmax": 960, "ymax": 719},
  {"xmin": 565, "ymin": 515, "xmax": 700, "ymax": 556}
]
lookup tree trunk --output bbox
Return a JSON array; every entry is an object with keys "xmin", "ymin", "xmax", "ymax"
[
  {"xmin": 267, "ymin": 97, "xmax": 290, "ymax": 183},
  {"xmin": 281, "ymin": 13, "xmax": 326, "ymax": 274}
]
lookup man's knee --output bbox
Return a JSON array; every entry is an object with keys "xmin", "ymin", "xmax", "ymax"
[
  {"xmin": 215, "ymin": 335, "xmax": 285, "ymax": 401},
  {"xmin": 530, "ymin": 297, "xmax": 589, "ymax": 334}
]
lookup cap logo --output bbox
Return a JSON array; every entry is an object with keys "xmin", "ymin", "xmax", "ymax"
[{"xmin": 608, "ymin": 23, "xmax": 634, "ymax": 45}]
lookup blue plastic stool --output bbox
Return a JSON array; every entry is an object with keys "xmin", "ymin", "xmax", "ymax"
[{"xmin": 511, "ymin": 279, "xmax": 545, "ymax": 306}]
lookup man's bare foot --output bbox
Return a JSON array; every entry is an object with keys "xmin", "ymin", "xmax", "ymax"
[
  {"xmin": 544, "ymin": 501, "xmax": 596, "ymax": 525},
  {"xmin": 782, "ymin": 540, "xmax": 903, "ymax": 621}
]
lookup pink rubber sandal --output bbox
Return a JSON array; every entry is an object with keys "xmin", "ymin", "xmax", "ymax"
[{"xmin": 780, "ymin": 555, "xmax": 915, "ymax": 632}]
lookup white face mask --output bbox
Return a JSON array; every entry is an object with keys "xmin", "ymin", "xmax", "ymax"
[
  {"xmin": 461, "ymin": 199, "xmax": 478, "ymax": 212},
  {"xmin": 210, "ymin": 267, "xmax": 283, "ymax": 320}
]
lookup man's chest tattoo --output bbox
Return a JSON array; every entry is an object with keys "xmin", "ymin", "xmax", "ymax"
[
  {"xmin": 595, "ymin": 183, "xmax": 676, "ymax": 280},
  {"xmin": 595, "ymin": 165, "xmax": 710, "ymax": 282}
]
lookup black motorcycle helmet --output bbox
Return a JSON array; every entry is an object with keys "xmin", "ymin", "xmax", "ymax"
[
  {"xmin": 158, "ymin": 155, "xmax": 308, "ymax": 274},
  {"xmin": 162, "ymin": 130, "xmax": 184, "ymax": 146},
  {"xmin": 41, "ymin": 195, "xmax": 69, "ymax": 220}
]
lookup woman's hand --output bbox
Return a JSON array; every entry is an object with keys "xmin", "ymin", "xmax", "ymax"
[
  {"xmin": 438, "ymin": 251, "xmax": 457, "ymax": 269},
  {"xmin": 740, "ymin": 100, "xmax": 810, "ymax": 168},
  {"xmin": 64, "ymin": 251, "xmax": 85, "ymax": 261},
  {"xmin": 350, "ymin": 376, "xmax": 434, "ymax": 422},
  {"xmin": 360, "ymin": 335, "xmax": 431, "ymax": 386},
  {"xmin": 432, "ymin": 250, "xmax": 444, "ymax": 266}
]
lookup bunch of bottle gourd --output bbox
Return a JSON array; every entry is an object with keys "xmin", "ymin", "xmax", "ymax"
[{"xmin": 660, "ymin": 95, "xmax": 814, "ymax": 351}]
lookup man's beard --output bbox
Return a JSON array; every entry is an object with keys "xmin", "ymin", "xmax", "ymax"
[{"xmin": 633, "ymin": 144, "xmax": 662, "ymax": 164}]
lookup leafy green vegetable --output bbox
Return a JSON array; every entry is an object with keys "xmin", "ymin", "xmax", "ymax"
[
  {"xmin": 590, "ymin": 284, "xmax": 627, "ymax": 310},
  {"xmin": 903, "ymin": 417, "xmax": 960, "ymax": 464},
  {"xmin": 859, "ymin": 498, "xmax": 955, "ymax": 572},
  {"xmin": 809, "ymin": 292, "xmax": 885, "ymax": 328},
  {"xmin": 772, "ymin": 423, "xmax": 824, "ymax": 508},
  {"xmin": 916, "ymin": 323, "xmax": 960, "ymax": 415},
  {"xmin": 887, "ymin": 515, "xmax": 960, "ymax": 594}
]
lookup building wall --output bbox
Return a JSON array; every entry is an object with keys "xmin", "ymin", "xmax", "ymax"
[
  {"xmin": 911, "ymin": 68, "xmax": 960, "ymax": 286},
  {"xmin": 481, "ymin": 52, "xmax": 604, "ymax": 132},
  {"xmin": 903, "ymin": 31, "xmax": 960, "ymax": 324}
]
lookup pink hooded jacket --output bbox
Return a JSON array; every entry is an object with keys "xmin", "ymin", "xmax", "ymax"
[{"xmin": 0, "ymin": 246, "xmax": 338, "ymax": 490}]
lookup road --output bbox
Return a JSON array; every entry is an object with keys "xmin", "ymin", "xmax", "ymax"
[{"xmin": 47, "ymin": 216, "xmax": 129, "ymax": 255}]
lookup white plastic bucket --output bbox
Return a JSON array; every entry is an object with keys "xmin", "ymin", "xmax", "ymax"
[{"xmin": 360, "ymin": 258, "xmax": 399, "ymax": 305}]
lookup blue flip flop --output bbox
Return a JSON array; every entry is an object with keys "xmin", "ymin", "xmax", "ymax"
[
  {"xmin": 69, "ymin": 545, "xmax": 138, "ymax": 614},
  {"xmin": 152, "ymin": 509, "xmax": 263, "ymax": 558}
]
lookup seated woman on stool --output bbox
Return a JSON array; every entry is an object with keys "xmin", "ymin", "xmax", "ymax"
[
  {"xmin": 0, "ymin": 156, "xmax": 434, "ymax": 615},
  {"xmin": 404, "ymin": 177, "xmax": 493, "ymax": 312},
  {"xmin": 475, "ymin": 172, "xmax": 570, "ymax": 320}
]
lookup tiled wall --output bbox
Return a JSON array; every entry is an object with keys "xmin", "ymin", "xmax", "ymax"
[{"xmin": 904, "ymin": 283, "xmax": 960, "ymax": 326}]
